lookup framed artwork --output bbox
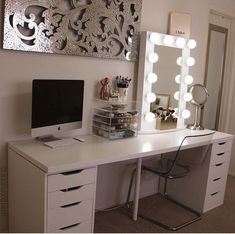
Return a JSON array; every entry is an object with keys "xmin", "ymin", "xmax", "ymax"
[
  {"xmin": 168, "ymin": 12, "xmax": 191, "ymax": 39},
  {"xmin": 3, "ymin": 0, "xmax": 142, "ymax": 61},
  {"xmin": 151, "ymin": 93, "xmax": 170, "ymax": 111}
]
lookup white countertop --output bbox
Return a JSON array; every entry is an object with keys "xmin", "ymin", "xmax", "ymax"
[{"xmin": 8, "ymin": 129, "xmax": 233, "ymax": 174}]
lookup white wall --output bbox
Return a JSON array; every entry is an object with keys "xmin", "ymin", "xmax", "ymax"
[{"xmin": 1, "ymin": 0, "xmax": 235, "ymax": 231}]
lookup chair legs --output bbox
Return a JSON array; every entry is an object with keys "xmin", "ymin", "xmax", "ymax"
[
  {"xmin": 164, "ymin": 177, "xmax": 168, "ymax": 196},
  {"xmin": 138, "ymin": 201, "xmax": 202, "ymax": 231},
  {"xmin": 126, "ymin": 167, "xmax": 202, "ymax": 231},
  {"xmin": 126, "ymin": 167, "xmax": 136, "ymax": 209}
]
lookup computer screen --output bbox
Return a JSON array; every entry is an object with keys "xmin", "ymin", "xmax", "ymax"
[{"xmin": 31, "ymin": 79, "xmax": 84, "ymax": 137}]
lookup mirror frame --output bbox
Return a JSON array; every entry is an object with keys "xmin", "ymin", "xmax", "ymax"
[{"xmin": 137, "ymin": 31, "xmax": 196, "ymax": 133}]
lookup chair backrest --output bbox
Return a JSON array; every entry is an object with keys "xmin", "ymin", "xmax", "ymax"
[{"xmin": 162, "ymin": 132, "xmax": 215, "ymax": 176}]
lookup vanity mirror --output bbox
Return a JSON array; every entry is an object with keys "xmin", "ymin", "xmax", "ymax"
[
  {"xmin": 187, "ymin": 84, "xmax": 209, "ymax": 130},
  {"xmin": 137, "ymin": 31, "xmax": 197, "ymax": 133}
]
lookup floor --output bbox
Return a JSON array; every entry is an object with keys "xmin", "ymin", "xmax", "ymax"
[{"xmin": 95, "ymin": 175, "xmax": 235, "ymax": 233}]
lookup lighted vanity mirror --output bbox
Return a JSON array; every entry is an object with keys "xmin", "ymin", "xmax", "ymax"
[{"xmin": 137, "ymin": 31, "xmax": 197, "ymax": 133}]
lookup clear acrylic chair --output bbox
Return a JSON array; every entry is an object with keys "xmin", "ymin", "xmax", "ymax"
[{"xmin": 126, "ymin": 133, "xmax": 214, "ymax": 231}]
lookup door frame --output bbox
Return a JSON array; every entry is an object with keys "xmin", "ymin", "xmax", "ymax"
[{"xmin": 202, "ymin": 24, "xmax": 228, "ymax": 130}]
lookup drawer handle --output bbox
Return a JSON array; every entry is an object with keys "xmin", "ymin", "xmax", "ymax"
[
  {"xmin": 218, "ymin": 142, "xmax": 226, "ymax": 145},
  {"xmin": 60, "ymin": 223, "xmax": 80, "ymax": 231},
  {"xmin": 217, "ymin": 152, "xmax": 225, "ymax": 156},
  {"xmin": 215, "ymin": 163, "xmax": 223, "ymax": 167},
  {"xmin": 213, "ymin": 177, "xmax": 221, "ymax": 182},
  {"xmin": 62, "ymin": 170, "xmax": 82, "ymax": 176},
  {"xmin": 61, "ymin": 202, "xmax": 81, "ymax": 208},
  {"xmin": 61, "ymin": 186, "xmax": 82, "ymax": 192},
  {"xmin": 211, "ymin": 191, "xmax": 219, "ymax": 196}
]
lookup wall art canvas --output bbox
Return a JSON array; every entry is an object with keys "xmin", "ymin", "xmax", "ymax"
[
  {"xmin": 3, "ymin": 0, "xmax": 142, "ymax": 61},
  {"xmin": 169, "ymin": 12, "xmax": 191, "ymax": 39}
]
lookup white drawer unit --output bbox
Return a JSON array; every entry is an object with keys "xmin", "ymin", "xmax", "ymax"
[
  {"xmin": 8, "ymin": 149, "xmax": 97, "ymax": 233},
  {"xmin": 203, "ymin": 139, "xmax": 232, "ymax": 212},
  {"xmin": 47, "ymin": 168, "xmax": 97, "ymax": 233}
]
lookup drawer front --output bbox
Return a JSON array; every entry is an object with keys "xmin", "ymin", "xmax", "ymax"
[
  {"xmin": 208, "ymin": 161, "xmax": 228, "ymax": 182},
  {"xmin": 47, "ymin": 200, "xmax": 93, "ymax": 231},
  {"xmin": 204, "ymin": 189, "xmax": 225, "ymax": 212},
  {"xmin": 50, "ymin": 221, "xmax": 92, "ymax": 233},
  {"xmin": 48, "ymin": 168, "xmax": 96, "ymax": 192},
  {"xmin": 211, "ymin": 140, "xmax": 232, "ymax": 155},
  {"xmin": 206, "ymin": 175, "xmax": 226, "ymax": 196},
  {"xmin": 210, "ymin": 151, "xmax": 229, "ymax": 166},
  {"xmin": 48, "ymin": 184, "xmax": 95, "ymax": 209}
]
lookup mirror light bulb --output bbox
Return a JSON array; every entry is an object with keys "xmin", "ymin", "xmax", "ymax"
[
  {"xmin": 163, "ymin": 35, "xmax": 174, "ymax": 46},
  {"xmin": 176, "ymin": 37, "xmax": 186, "ymax": 48},
  {"xmin": 176, "ymin": 57, "xmax": 182, "ymax": 66},
  {"xmin": 148, "ymin": 52, "xmax": 159, "ymax": 63},
  {"xmin": 184, "ymin": 75, "xmax": 194, "ymax": 85},
  {"xmin": 187, "ymin": 39, "xmax": 197, "ymax": 49},
  {"xmin": 150, "ymin": 33, "xmax": 161, "ymax": 44},
  {"xmin": 183, "ymin": 93, "xmax": 193, "ymax": 102},
  {"xmin": 145, "ymin": 112, "xmax": 155, "ymax": 123},
  {"xmin": 182, "ymin": 109, "xmax": 191, "ymax": 119},
  {"xmin": 174, "ymin": 91, "xmax": 180, "ymax": 101},
  {"xmin": 146, "ymin": 92, "xmax": 157, "ymax": 103},
  {"xmin": 175, "ymin": 75, "xmax": 181, "ymax": 84},
  {"xmin": 147, "ymin": 73, "xmax": 158, "ymax": 83},
  {"xmin": 186, "ymin": 57, "xmax": 196, "ymax": 66}
]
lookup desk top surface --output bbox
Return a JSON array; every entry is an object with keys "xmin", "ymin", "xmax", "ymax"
[{"xmin": 8, "ymin": 129, "xmax": 233, "ymax": 174}]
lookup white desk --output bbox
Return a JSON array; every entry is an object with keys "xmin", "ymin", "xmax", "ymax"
[{"xmin": 8, "ymin": 129, "xmax": 233, "ymax": 232}]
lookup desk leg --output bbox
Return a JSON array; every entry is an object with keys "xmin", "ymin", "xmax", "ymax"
[{"xmin": 133, "ymin": 157, "xmax": 142, "ymax": 221}]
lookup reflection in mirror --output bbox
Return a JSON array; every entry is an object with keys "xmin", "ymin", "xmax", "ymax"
[{"xmin": 151, "ymin": 46, "xmax": 182, "ymax": 111}]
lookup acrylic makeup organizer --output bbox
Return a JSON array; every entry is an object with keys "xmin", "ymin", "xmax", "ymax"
[{"xmin": 93, "ymin": 100, "xmax": 138, "ymax": 140}]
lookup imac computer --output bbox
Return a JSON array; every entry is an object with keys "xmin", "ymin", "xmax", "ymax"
[{"xmin": 31, "ymin": 79, "xmax": 84, "ymax": 140}]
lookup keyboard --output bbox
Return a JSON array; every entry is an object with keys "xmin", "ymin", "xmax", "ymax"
[{"xmin": 44, "ymin": 138, "xmax": 78, "ymax": 148}]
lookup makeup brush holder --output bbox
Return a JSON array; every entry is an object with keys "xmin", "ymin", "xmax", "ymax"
[{"xmin": 118, "ymin": 87, "xmax": 128, "ymax": 102}]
